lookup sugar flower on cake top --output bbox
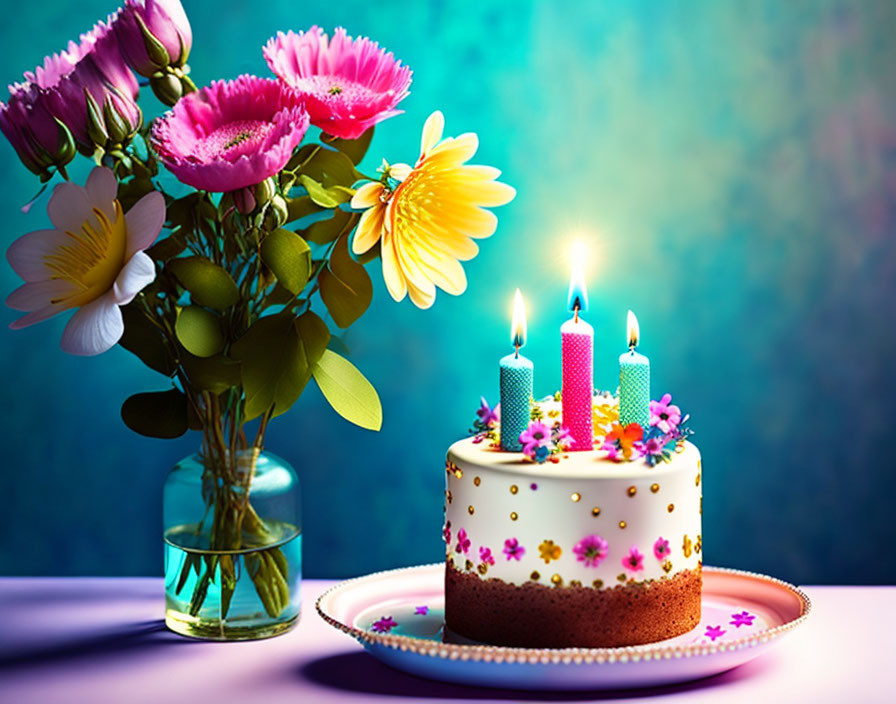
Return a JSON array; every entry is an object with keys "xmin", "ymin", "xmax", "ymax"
[
  {"xmin": 350, "ymin": 111, "xmax": 515, "ymax": 308},
  {"xmin": 264, "ymin": 26, "xmax": 411, "ymax": 140}
]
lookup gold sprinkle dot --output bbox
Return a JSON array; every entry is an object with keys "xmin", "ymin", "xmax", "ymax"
[
  {"xmin": 698, "ymin": 459, "xmax": 702, "ymax": 470},
  {"xmin": 571, "ymin": 492, "xmax": 581, "ymax": 502},
  {"xmin": 530, "ymin": 571, "xmax": 540, "ymax": 581},
  {"xmin": 569, "ymin": 580, "xmax": 582, "ymax": 588},
  {"xmin": 591, "ymin": 506, "xmax": 601, "ymax": 517},
  {"xmin": 650, "ymin": 483, "xmax": 659, "ymax": 493},
  {"xmin": 618, "ymin": 520, "xmax": 627, "ymax": 529},
  {"xmin": 474, "ymin": 476, "xmax": 481, "ymax": 486},
  {"xmin": 662, "ymin": 560, "xmax": 673, "ymax": 573},
  {"xmin": 510, "ymin": 484, "xmax": 518, "ymax": 494},
  {"xmin": 592, "ymin": 579, "xmax": 604, "ymax": 589},
  {"xmin": 617, "ymin": 573, "xmax": 628, "ymax": 582},
  {"xmin": 695, "ymin": 473, "xmax": 701, "ymax": 487},
  {"xmin": 465, "ymin": 559, "xmax": 474, "ymax": 570},
  {"xmin": 510, "ymin": 512, "xmax": 518, "ymax": 521},
  {"xmin": 551, "ymin": 574, "xmax": 562, "ymax": 585},
  {"xmin": 667, "ymin": 503, "xmax": 675, "ymax": 513},
  {"xmin": 445, "ymin": 490, "xmax": 453, "ymax": 504},
  {"xmin": 477, "ymin": 563, "xmax": 488, "ymax": 575},
  {"xmin": 627, "ymin": 486, "xmax": 637, "ymax": 497},
  {"xmin": 468, "ymin": 505, "xmax": 475, "ymax": 515},
  {"xmin": 454, "ymin": 469, "xmax": 463, "ymax": 479}
]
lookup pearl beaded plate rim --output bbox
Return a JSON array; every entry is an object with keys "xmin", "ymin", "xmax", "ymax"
[{"xmin": 315, "ymin": 563, "xmax": 811, "ymax": 691}]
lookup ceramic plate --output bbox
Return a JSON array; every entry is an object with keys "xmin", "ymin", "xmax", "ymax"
[{"xmin": 316, "ymin": 563, "xmax": 810, "ymax": 691}]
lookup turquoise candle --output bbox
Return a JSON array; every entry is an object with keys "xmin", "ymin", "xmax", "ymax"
[
  {"xmin": 619, "ymin": 310, "xmax": 650, "ymax": 429},
  {"xmin": 500, "ymin": 290, "xmax": 533, "ymax": 451}
]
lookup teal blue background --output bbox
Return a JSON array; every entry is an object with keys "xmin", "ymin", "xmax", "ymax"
[{"xmin": 1, "ymin": 0, "xmax": 894, "ymax": 584}]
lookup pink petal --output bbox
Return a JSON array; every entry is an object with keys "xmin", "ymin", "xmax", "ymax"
[
  {"xmin": 47, "ymin": 182, "xmax": 91, "ymax": 234},
  {"xmin": 59, "ymin": 291, "xmax": 124, "ymax": 356},
  {"xmin": 85, "ymin": 167, "xmax": 117, "ymax": 220},
  {"xmin": 6, "ymin": 279, "xmax": 76, "ymax": 311},
  {"xmin": 6, "ymin": 228, "xmax": 70, "ymax": 281},
  {"xmin": 112, "ymin": 252, "xmax": 156, "ymax": 305},
  {"xmin": 124, "ymin": 191, "xmax": 165, "ymax": 258},
  {"xmin": 9, "ymin": 303, "xmax": 66, "ymax": 330}
]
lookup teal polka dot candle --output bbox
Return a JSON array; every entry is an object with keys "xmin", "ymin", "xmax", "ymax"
[
  {"xmin": 500, "ymin": 290, "xmax": 533, "ymax": 451},
  {"xmin": 619, "ymin": 310, "xmax": 650, "ymax": 429}
]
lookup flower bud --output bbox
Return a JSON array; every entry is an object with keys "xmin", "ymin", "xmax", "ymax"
[
  {"xmin": 0, "ymin": 86, "xmax": 76, "ymax": 178},
  {"xmin": 149, "ymin": 71, "xmax": 183, "ymax": 107},
  {"xmin": 262, "ymin": 195, "xmax": 289, "ymax": 230},
  {"xmin": 114, "ymin": 0, "xmax": 193, "ymax": 77},
  {"xmin": 254, "ymin": 177, "xmax": 276, "ymax": 207},
  {"xmin": 232, "ymin": 187, "xmax": 256, "ymax": 215}
]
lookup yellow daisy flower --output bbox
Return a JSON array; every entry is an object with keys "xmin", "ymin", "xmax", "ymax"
[{"xmin": 350, "ymin": 110, "xmax": 515, "ymax": 309}]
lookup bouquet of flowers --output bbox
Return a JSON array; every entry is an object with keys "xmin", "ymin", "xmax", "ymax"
[{"xmin": 1, "ymin": 0, "xmax": 514, "ymax": 636}]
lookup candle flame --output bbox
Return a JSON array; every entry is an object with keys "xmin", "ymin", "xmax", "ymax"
[
  {"xmin": 567, "ymin": 241, "xmax": 589, "ymax": 313},
  {"xmin": 511, "ymin": 288, "xmax": 527, "ymax": 349},
  {"xmin": 627, "ymin": 309, "xmax": 640, "ymax": 349}
]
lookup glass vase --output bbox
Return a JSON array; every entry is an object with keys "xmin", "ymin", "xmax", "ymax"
[{"xmin": 163, "ymin": 448, "xmax": 302, "ymax": 640}]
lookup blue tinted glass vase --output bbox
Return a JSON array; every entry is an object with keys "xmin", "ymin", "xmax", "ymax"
[{"xmin": 163, "ymin": 449, "xmax": 302, "ymax": 640}]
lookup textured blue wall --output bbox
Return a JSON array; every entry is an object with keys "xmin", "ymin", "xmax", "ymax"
[{"xmin": 1, "ymin": 0, "xmax": 894, "ymax": 584}]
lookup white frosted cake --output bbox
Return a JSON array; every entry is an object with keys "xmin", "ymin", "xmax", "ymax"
[{"xmin": 443, "ymin": 395, "xmax": 702, "ymax": 648}]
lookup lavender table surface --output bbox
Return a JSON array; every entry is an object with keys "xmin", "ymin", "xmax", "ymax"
[{"xmin": 0, "ymin": 579, "xmax": 892, "ymax": 703}]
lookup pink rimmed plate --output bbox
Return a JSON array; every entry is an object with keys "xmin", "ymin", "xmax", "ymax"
[{"xmin": 316, "ymin": 563, "xmax": 810, "ymax": 691}]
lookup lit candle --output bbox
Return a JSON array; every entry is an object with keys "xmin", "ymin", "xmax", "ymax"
[
  {"xmin": 619, "ymin": 310, "xmax": 650, "ymax": 429},
  {"xmin": 561, "ymin": 246, "xmax": 593, "ymax": 451},
  {"xmin": 499, "ymin": 289, "xmax": 533, "ymax": 451}
]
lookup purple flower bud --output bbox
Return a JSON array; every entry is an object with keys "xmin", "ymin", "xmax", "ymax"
[
  {"xmin": 114, "ymin": 0, "xmax": 193, "ymax": 76},
  {"xmin": 0, "ymin": 84, "xmax": 75, "ymax": 177}
]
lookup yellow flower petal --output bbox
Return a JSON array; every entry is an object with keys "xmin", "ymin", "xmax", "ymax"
[
  {"xmin": 350, "ymin": 182, "xmax": 383, "ymax": 209},
  {"xmin": 381, "ymin": 228, "xmax": 407, "ymax": 302},
  {"xmin": 352, "ymin": 204, "xmax": 386, "ymax": 255},
  {"xmin": 420, "ymin": 111, "xmax": 445, "ymax": 158},
  {"xmin": 426, "ymin": 133, "xmax": 479, "ymax": 167}
]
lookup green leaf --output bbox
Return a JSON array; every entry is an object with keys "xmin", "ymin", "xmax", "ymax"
[
  {"xmin": 118, "ymin": 304, "xmax": 176, "ymax": 376},
  {"xmin": 285, "ymin": 195, "xmax": 324, "ymax": 224},
  {"xmin": 299, "ymin": 175, "xmax": 349, "ymax": 209},
  {"xmin": 175, "ymin": 306, "xmax": 225, "ymax": 358},
  {"xmin": 304, "ymin": 209, "xmax": 357, "ymax": 245},
  {"xmin": 180, "ymin": 352, "xmax": 241, "ymax": 394},
  {"xmin": 302, "ymin": 147, "xmax": 363, "ymax": 187},
  {"xmin": 312, "ymin": 349, "xmax": 382, "ymax": 431},
  {"xmin": 260, "ymin": 229, "xmax": 311, "ymax": 294},
  {"xmin": 145, "ymin": 230, "xmax": 187, "ymax": 261},
  {"xmin": 167, "ymin": 256, "xmax": 239, "ymax": 310},
  {"xmin": 230, "ymin": 312, "xmax": 309, "ymax": 421},
  {"xmin": 322, "ymin": 127, "xmax": 374, "ymax": 165},
  {"xmin": 121, "ymin": 389, "xmax": 189, "ymax": 438},
  {"xmin": 319, "ymin": 233, "xmax": 373, "ymax": 328},
  {"xmin": 295, "ymin": 311, "xmax": 330, "ymax": 366}
]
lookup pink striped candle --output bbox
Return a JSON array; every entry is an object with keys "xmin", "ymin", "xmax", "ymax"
[{"xmin": 561, "ymin": 258, "xmax": 593, "ymax": 451}]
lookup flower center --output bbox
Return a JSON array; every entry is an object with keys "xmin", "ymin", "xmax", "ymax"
[
  {"xmin": 328, "ymin": 85, "xmax": 343, "ymax": 95},
  {"xmin": 43, "ymin": 202, "xmax": 127, "ymax": 308},
  {"xmin": 222, "ymin": 130, "xmax": 254, "ymax": 150},
  {"xmin": 203, "ymin": 120, "xmax": 273, "ymax": 159}
]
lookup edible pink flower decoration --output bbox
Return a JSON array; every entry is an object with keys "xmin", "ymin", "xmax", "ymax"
[
  {"xmin": 476, "ymin": 396, "xmax": 499, "ymax": 427},
  {"xmin": 573, "ymin": 534, "xmax": 609, "ymax": 567},
  {"xmin": 650, "ymin": 393, "xmax": 682, "ymax": 434},
  {"xmin": 479, "ymin": 546, "xmax": 495, "ymax": 566},
  {"xmin": 371, "ymin": 616, "xmax": 397, "ymax": 633},
  {"xmin": 114, "ymin": 0, "xmax": 193, "ymax": 77},
  {"xmin": 730, "ymin": 611, "xmax": 755, "ymax": 628},
  {"xmin": 503, "ymin": 538, "xmax": 525, "ymax": 561},
  {"xmin": 455, "ymin": 528, "xmax": 470, "ymax": 554},
  {"xmin": 653, "ymin": 537, "xmax": 671, "ymax": 560},
  {"xmin": 704, "ymin": 625, "xmax": 726, "ymax": 641},
  {"xmin": 519, "ymin": 420, "xmax": 553, "ymax": 457},
  {"xmin": 264, "ymin": 26, "xmax": 411, "ymax": 140},
  {"xmin": 622, "ymin": 546, "xmax": 645, "ymax": 573},
  {"xmin": 6, "ymin": 167, "xmax": 164, "ymax": 355},
  {"xmin": 151, "ymin": 75, "xmax": 310, "ymax": 192}
]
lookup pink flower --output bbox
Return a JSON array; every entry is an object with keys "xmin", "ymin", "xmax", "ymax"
[
  {"xmin": 371, "ymin": 616, "xmax": 397, "ymax": 633},
  {"xmin": 9, "ymin": 20, "xmax": 141, "ymax": 155},
  {"xmin": 653, "ymin": 537, "xmax": 671, "ymax": 560},
  {"xmin": 264, "ymin": 26, "xmax": 411, "ymax": 140},
  {"xmin": 729, "ymin": 611, "xmax": 755, "ymax": 628},
  {"xmin": 503, "ymin": 538, "xmax": 525, "ymax": 561},
  {"xmin": 622, "ymin": 546, "xmax": 645, "ymax": 573},
  {"xmin": 0, "ymin": 83, "xmax": 75, "ymax": 178},
  {"xmin": 442, "ymin": 522, "xmax": 451, "ymax": 546},
  {"xmin": 414, "ymin": 605, "xmax": 428, "ymax": 615},
  {"xmin": 455, "ymin": 528, "xmax": 470, "ymax": 554},
  {"xmin": 704, "ymin": 625, "xmax": 726, "ymax": 641},
  {"xmin": 476, "ymin": 396, "xmax": 499, "ymax": 427},
  {"xmin": 113, "ymin": 0, "xmax": 192, "ymax": 76},
  {"xmin": 479, "ymin": 546, "xmax": 495, "ymax": 566},
  {"xmin": 519, "ymin": 420, "xmax": 553, "ymax": 458},
  {"xmin": 650, "ymin": 393, "xmax": 682, "ymax": 434},
  {"xmin": 151, "ymin": 75, "xmax": 309, "ymax": 192},
  {"xmin": 6, "ymin": 167, "xmax": 164, "ymax": 355},
  {"xmin": 573, "ymin": 534, "xmax": 609, "ymax": 567}
]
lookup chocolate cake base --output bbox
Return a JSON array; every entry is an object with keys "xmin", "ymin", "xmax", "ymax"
[{"xmin": 445, "ymin": 565, "xmax": 702, "ymax": 648}]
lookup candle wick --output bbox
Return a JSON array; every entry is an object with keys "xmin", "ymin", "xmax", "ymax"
[
  {"xmin": 574, "ymin": 307, "xmax": 579, "ymax": 324},
  {"xmin": 514, "ymin": 343, "xmax": 520, "ymax": 359}
]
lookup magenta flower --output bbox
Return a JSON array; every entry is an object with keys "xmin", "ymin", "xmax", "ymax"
[
  {"xmin": 151, "ymin": 75, "xmax": 309, "ymax": 192},
  {"xmin": 371, "ymin": 616, "xmax": 398, "ymax": 633},
  {"xmin": 573, "ymin": 534, "xmax": 609, "ymax": 567},
  {"xmin": 637, "ymin": 436, "xmax": 669, "ymax": 466},
  {"xmin": 704, "ymin": 625, "xmax": 726, "ymax": 641},
  {"xmin": 9, "ymin": 20, "xmax": 141, "ymax": 155},
  {"xmin": 479, "ymin": 546, "xmax": 495, "ymax": 566},
  {"xmin": 442, "ymin": 523, "xmax": 451, "ymax": 546},
  {"xmin": 0, "ymin": 83, "xmax": 74, "ymax": 178},
  {"xmin": 622, "ymin": 546, "xmax": 645, "ymax": 573},
  {"xmin": 653, "ymin": 537, "xmax": 671, "ymax": 560},
  {"xmin": 730, "ymin": 611, "xmax": 756, "ymax": 628},
  {"xmin": 476, "ymin": 396, "xmax": 499, "ymax": 427},
  {"xmin": 650, "ymin": 393, "xmax": 682, "ymax": 434},
  {"xmin": 6, "ymin": 167, "xmax": 164, "ymax": 355},
  {"xmin": 519, "ymin": 420, "xmax": 553, "ymax": 459},
  {"xmin": 414, "ymin": 605, "xmax": 429, "ymax": 616},
  {"xmin": 455, "ymin": 528, "xmax": 470, "ymax": 554},
  {"xmin": 113, "ymin": 0, "xmax": 192, "ymax": 76},
  {"xmin": 503, "ymin": 538, "xmax": 525, "ymax": 561},
  {"xmin": 264, "ymin": 26, "xmax": 411, "ymax": 140}
]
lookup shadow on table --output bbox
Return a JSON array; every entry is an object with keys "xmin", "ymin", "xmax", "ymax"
[
  {"xmin": 0, "ymin": 620, "xmax": 191, "ymax": 671},
  {"xmin": 299, "ymin": 651, "xmax": 775, "ymax": 700}
]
